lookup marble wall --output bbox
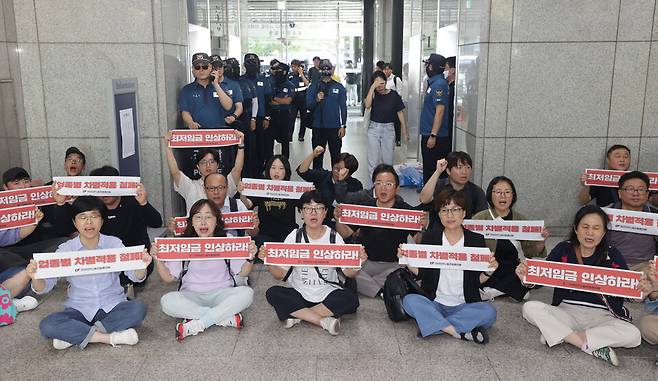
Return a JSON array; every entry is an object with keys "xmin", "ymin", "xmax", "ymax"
[
  {"xmin": 455, "ymin": 0, "xmax": 658, "ymax": 235},
  {"xmin": 0, "ymin": 0, "xmax": 189, "ymax": 218}
]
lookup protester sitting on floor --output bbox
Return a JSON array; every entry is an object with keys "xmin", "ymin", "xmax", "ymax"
[
  {"xmin": 471, "ymin": 176, "xmax": 549, "ymax": 301},
  {"xmin": 638, "ymin": 259, "xmax": 658, "ymax": 366},
  {"xmin": 260, "ymin": 191, "xmax": 365, "ymax": 335},
  {"xmin": 578, "ymin": 144, "xmax": 631, "ymax": 207},
  {"xmin": 333, "ymin": 163, "xmax": 426, "ymax": 298},
  {"xmin": 518, "ymin": 205, "xmax": 642, "ymax": 367},
  {"xmin": 165, "ymin": 130, "xmax": 244, "ymax": 214},
  {"xmin": 239, "ymin": 155, "xmax": 299, "ymax": 247},
  {"xmin": 29, "ymin": 196, "xmax": 150, "ymax": 350},
  {"xmin": 399, "ymin": 188, "xmax": 498, "ymax": 344},
  {"xmin": 153, "ymin": 199, "xmax": 255, "ymax": 342}
]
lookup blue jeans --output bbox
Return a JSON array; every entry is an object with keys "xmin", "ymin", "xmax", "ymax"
[
  {"xmin": 402, "ymin": 293, "xmax": 496, "ymax": 337},
  {"xmin": 0, "ymin": 266, "xmax": 30, "ymax": 298},
  {"xmin": 367, "ymin": 121, "xmax": 395, "ymax": 183},
  {"xmin": 39, "ymin": 301, "xmax": 146, "ymax": 349}
]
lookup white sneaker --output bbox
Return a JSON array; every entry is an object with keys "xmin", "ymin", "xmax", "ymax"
[
  {"xmin": 52, "ymin": 339, "xmax": 73, "ymax": 350},
  {"xmin": 176, "ymin": 320, "xmax": 204, "ymax": 342},
  {"xmin": 540, "ymin": 335, "xmax": 547, "ymax": 345},
  {"xmin": 479, "ymin": 287, "xmax": 505, "ymax": 301},
  {"xmin": 109, "ymin": 328, "xmax": 139, "ymax": 347},
  {"xmin": 283, "ymin": 318, "xmax": 301, "ymax": 329},
  {"xmin": 125, "ymin": 284, "xmax": 135, "ymax": 300},
  {"xmin": 14, "ymin": 296, "xmax": 38, "ymax": 312},
  {"xmin": 320, "ymin": 317, "xmax": 340, "ymax": 336}
]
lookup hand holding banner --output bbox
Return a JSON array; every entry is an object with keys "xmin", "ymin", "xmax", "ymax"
[
  {"xmin": 33, "ymin": 245, "xmax": 147, "ymax": 279},
  {"xmin": 0, "ymin": 205, "xmax": 38, "ymax": 231},
  {"xmin": 0, "ymin": 185, "xmax": 55, "ymax": 209},
  {"xmin": 523, "ymin": 259, "xmax": 643, "ymax": 298},
  {"xmin": 168, "ymin": 129, "xmax": 241, "ymax": 148},
  {"xmin": 584, "ymin": 169, "xmax": 658, "ymax": 190},
  {"xmin": 155, "ymin": 237, "xmax": 252, "ymax": 261},
  {"xmin": 602, "ymin": 207, "xmax": 658, "ymax": 236},
  {"xmin": 462, "ymin": 219, "xmax": 545, "ymax": 241},
  {"xmin": 398, "ymin": 244, "xmax": 493, "ymax": 272},
  {"xmin": 240, "ymin": 178, "xmax": 314, "ymax": 199},
  {"xmin": 264, "ymin": 242, "xmax": 362, "ymax": 268},
  {"xmin": 338, "ymin": 204, "xmax": 425, "ymax": 231},
  {"xmin": 53, "ymin": 176, "xmax": 141, "ymax": 196}
]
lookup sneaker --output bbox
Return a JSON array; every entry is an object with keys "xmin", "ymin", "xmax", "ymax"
[
  {"xmin": 460, "ymin": 327, "xmax": 489, "ymax": 344},
  {"xmin": 298, "ymin": 137, "xmax": 304, "ymax": 142},
  {"xmin": 283, "ymin": 318, "xmax": 301, "ymax": 329},
  {"xmin": 320, "ymin": 317, "xmax": 340, "ymax": 336},
  {"xmin": 52, "ymin": 339, "xmax": 73, "ymax": 350},
  {"xmin": 539, "ymin": 335, "xmax": 547, "ymax": 345},
  {"xmin": 175, "ymin": 320, "xmax": 204, "ymax": 342},
  {"xmin": 395, "ymin": 140, "xmax": 401, "ymax": 147},
  {"xmin": 109, "ymin": 328, "xmax": 139, "ymax": 347},
  {"xmin": 591, "ymin": 346, "xmax": 619, "ymax": 366},
  {"xmin": 125, "ymin": 284, "xmax": 135, "ymax": 300},
  {"xmin": 218, "ymin": 313, "xmax": 243, "ymax": 329},
  {"xmin": 14, "ymin": 296, "xmax": 38, "ymax": 312}
]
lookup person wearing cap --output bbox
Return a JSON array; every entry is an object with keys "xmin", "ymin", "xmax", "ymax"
[
  {"xmin": 308, "ymin": 56, "xmax": 322, "ymax": 83},
  {"xmin": 267, "ymin": 59, "xmax": 280, "ymax": 88},
  {"xmin": 306, "ymin": 59, "xmax": 348, "ymax": 170},
  {"xmin": 64, "ymin": 147, "xmax": 86, "ymax": 176},
  {"xmin": 267, "ymin": 62, "xmax": 295, "ymax": 159},
  {"xmin": 420, "ymin": 53, "xmax": 451, "ymax": 185},
  {"xmin": 242, "ymin": 53, "xmax": 273, "ymax": 176},
  {"xmin": 289, "ymin": 59, "xmax": 311, "ymax": 142}
]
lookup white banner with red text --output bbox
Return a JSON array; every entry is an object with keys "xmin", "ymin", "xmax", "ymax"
[
  {"xmin": 264, "ymin": 242, "xmax": 362, "ymax": 268},
  {"xmin": 602, "ymin": 207, "xmax": 658, "ymax": 236},
  {"xmin": 155, "ymin": 237, "xmax": 252, "ymax": 261},
  {"xmin": 168, "ymin": 129, "xmax": 240, "ymax": 148},
  {"xmin": 338, "ymin": 204, "xmax": 425, "ymax": 231},
  {"xmin": 523, "ymin": 259, "xmax": 643, "ymax": 298},
  {"xmin": 33, "ymin": 245, "xmax": 146, "ymax": 279},
  {"xmin": 584, "ymin": 169, "xmax": 658, "ymax": 190},
  {"xmin": 53, "ymin": 176, "xmax": 141, "ymax": 196},
  {"xmin": 173, "ymin": 211, "xmax": 255, "ymax": 235},
  {"xmin": 0, "ymin": 186, "xmax": 55, "ymax": 209},
  {"xmin": 0, "ymin": 205, "xmax": 38, "ymax": 231},
  {"xmin": 398, "ymin": 244, "xmax": 493, "ymax": 271},
  {"xmin": 462, "ymin": 219, "xmax": 545, "ymax": 241},
  {"xmin": 240, "ymin": 178, "xmax": 314, "ymax": 199}
]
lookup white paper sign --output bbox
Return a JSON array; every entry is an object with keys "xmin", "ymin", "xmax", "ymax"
[
  {"xmin": 33, "ymin": 245, "xmax": 146, "ymax": 279},
  {"xmin": 53, "ymin": 176, "xmax": 141, "ymax": 196},
  {"xmin": 119, "ymin": 108, "xmax": 135, "ymax": 159},
  {"xmin": 240, "ymin": 178, "xmax": 314, "ymax": 199},
  {"xmin": 602, "ymin": 207, "xmax": 658, "ymax": 236},
  {"xmin": 462, "ymin": 219, "xmax": 545, "ymax": 241},
  {"xmin": 398, "ymin": 244, "xmax": 493, "ymax": 272}
]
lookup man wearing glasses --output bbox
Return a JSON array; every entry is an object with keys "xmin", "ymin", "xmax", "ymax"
[{"xmin": 63, "ymin": 147, "xmax": 86, "ymax": 176}]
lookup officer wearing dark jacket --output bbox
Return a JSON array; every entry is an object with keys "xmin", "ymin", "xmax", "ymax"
[
  {"xmin": 267, "ymin": 62, "xmax": 295, "ymax": 159},
  {"xmin": 306, "ymin": 59, "xmax": 348, "ymax": 169},
  {"xmin": 288, "ymin": 59, "xmax": 311, "ymax": 142},
  {"xmin": 241, "ymin": 53, "xmax": 272, "ymax": 176},
  {"xmin": 226, "ymin": 57, "xmax": 258, "ymax": 178}
]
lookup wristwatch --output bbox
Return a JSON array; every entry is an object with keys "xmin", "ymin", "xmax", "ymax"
[
  {"xmin": 429, "ymin": 133, "xmax": 437, "ymax": 138},
  {"xmin": 341, "ymin": 125, "xmax": 347, "ymax": 129},
  {"xmin": 264, "ymin": 116, "xmax": 271, "ymax": 121}
]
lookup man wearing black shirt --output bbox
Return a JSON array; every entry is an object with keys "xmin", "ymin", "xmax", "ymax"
[
  {"xmin": 445, "ymin": 56, "xmax": 456, "ymax": 153},
  {"xmin": 578, "ymin": 144, "xmax": 631, "ymax": 207}
]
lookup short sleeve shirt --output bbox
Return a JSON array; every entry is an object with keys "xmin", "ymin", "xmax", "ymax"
[
  {"xmin": 370, "ymin": 90, "xmax": 405, "ymax": 124},
  {"xmin": 178, "ymin": 81, "xmax": 231, "ymax": 129},
  {"xmin": 271, "ymin": 80, "xmax": 295, "ymax": 110},
  {"xmin": 174, "ymin": 173, "xmax": 237, "ymax": 215},
  {"xmin": 420, "ymin": 75, "xmax": 450, "ymax": 136}
]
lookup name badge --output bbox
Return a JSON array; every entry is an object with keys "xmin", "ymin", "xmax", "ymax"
[
  {"xmin": 227, "ymin": 89, "xmax": 233, "ymax": 95},
  {"xmin": 332, "ymin": 88, "xmax": 339, "ymax": 94},
  {"xmin": 283, "ymin": 88, "xmax": 288, "ymax": 93},
  {"xmin": 257, "ymin": 81, "xmax": 263, "ymax": 86},
  {"xmin": 426, "ymin": 88, "xmax": 431, "ymax": 94},
  {"xmin": 213, "ymin": 91, "xmax": 219, "ymax": 98},
  {"xmin": 299, "ymin": 82, "xmax": 304, "ymax": 87}
]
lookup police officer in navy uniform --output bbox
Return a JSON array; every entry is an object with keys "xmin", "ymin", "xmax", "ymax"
[
  {"xmin": 289, "ymin": 59, "xmax": 311, "ymax": 142},
  {"xmin": 178, "ymin": 52, "xmax": 234, "ymax": 178},
  {"xmin": 306, "ymin": 59, "xmax": 348, "ymax": 169},
  {"xmin": 210, "ymin": 54, "xmax": 243, "ymax": 174},
  {"xmin": 241, "ymin": 53, "xmax": 273, "ymax": 177},
  {"xmin": 266, "ymin": 62, "xmax": 295, "ymax": 159},
  {"xmin": 419, "ymin": 53, "xmax": 451, "ymax": 185}
]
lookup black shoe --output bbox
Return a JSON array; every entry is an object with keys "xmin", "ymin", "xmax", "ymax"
[
  {"xmin": 396, "ymin": 140, "xmax": 401, "ymax": 146},
  {"xmin": 460, "ymin": 327, "xmax": 489, "ymax": 344},
  {"xmin": 298, "ymin": 137, "xmax": 304, "ymax": 142}
]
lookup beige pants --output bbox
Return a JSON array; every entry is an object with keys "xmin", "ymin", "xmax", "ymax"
[
  {"xmin": 522, "ymin": 301, "xmax": 641, "ymax": 350},
  {"xmin": 355, "ymin": 260, "xmax": 400, "ymax": 298},
  {"xmin": 640, "ymin": 314, "xmax": 658, "ymax": 345}
]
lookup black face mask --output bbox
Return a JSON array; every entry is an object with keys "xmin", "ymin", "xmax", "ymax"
[
  {"xmin": 245, "ymin": 62, "xmax": 259, "ymax": 76},
  {"xmin": 320, "ymin": 69, "xmax": 332, "ymax": 78},
  {"xmin": 225, "ymin": 65, "xmax": 239, "ymax": 80},
  {"xmin": 274, "ymin": 71, "xmax": 287, "ymax": 84}
]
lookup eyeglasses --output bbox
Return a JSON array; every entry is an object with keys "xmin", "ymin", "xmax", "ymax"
[
  {"xmin": 198, "ymin": 159, "xmax": 217, "ymax": 166},
  {"xmin": 194, "ymin": 65, "xmax": 209, "ymax": 70},
  {"xmin": 205, "ymin": 185, "xmax": 227, "ymax": 192},
  {"xmin": 66, "ymin": 158, "xmax": 82, "ymax": 164},
  {"xmin": 192, "ymin": 214, "xmax": 216, "ymax": 222},
  {"xmin": 438, "ymin": 207, "xmax": 464, "ymax": 216},
  {"xmin": 620, "ymin": 186, "xmax": 649, "ymax": 194},
  {"xmin": 374, "ymin": 181, "xmax": 395, "ymax": 189},
  {"xmin": 493, "ymin": 190, "xmax": 513, "ymax": 197},
  {"xmin": 302, "ymin": 206, "xmax": 326, "ymax": 214},
  {"xmin": 75, "ymin": 213, "xmax": 102, "ymax": 222}
]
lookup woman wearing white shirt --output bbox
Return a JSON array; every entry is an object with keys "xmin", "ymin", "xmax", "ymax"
[
  {"xmin": 259, "ymin": 191, "xmax": 366, "ymax": 335},
  {"xmin": 399, "ymin": 188, "xmax": 498, "ymax": 344}
]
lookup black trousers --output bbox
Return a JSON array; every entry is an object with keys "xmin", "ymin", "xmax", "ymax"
[
  {"xmin": 311, "ymin": 128, "xmax": 342, "ymax": 169},
  {"xmin": 289, "ymin": 99, "xmax": 310, "ymax": 140},
  {"xmin": 237, "ymin": 114, "xmax": 259, "ymax": 179},
  {"xmin": 266, "ymin": 109, "xmax": 291, "ymax": 159},
  {"xmin": 421, "ymin": 135, "xmax": 452, "ymax": 185},
  {"xmin": 254, "ymin": 117, "xmax": 268, "ymax": 177},
  {"xmin": 394, "ymin": 118, "xmax": 401, "ymax": 142},
  {"xmin": 265, "ymin": 286, "xmax": 359, "ymax": 320}
]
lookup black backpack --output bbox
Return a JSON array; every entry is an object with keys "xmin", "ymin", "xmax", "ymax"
[{"xmin": 383, "ymin": 268, "xmax": 430, "ymax": 322}]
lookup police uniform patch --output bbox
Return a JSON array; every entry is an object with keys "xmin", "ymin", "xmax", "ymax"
[{"xmin": 435, "ymin": 89, "xmax": 444, "ymax": 97}]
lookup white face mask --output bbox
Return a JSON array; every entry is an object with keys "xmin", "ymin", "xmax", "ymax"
[{"xmin": 443, "ymin": 70, "xmax": 450, "ymax": 78}]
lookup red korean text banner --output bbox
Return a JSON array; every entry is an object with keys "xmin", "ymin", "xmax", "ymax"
[
  {"xmin": 655, "ymin": 256, "xmax": 658, "ymax": 279},
  {"xmin": 462, "ymin": 219, "xmax": 544, "ymax": 241},
  {"xmin": 33, "ymin": 245, "xmax": 146, "ymax": 279},
  {"xmin": 0, "ymin": 205, "xmax": 38, "ymax": 231},
  {"xmin": 168, "ymin": 129, "xmax": 240, "ymax": 148},
  {"xmin": 240, "ymin": 178, "xmax": 314, "ymax": 199},
  {"xmin": 0, "ymin": 186, "xmax": 55, "ymax": 209},
  {"xmin": 584, "ymin": 169, "xmax": 658, "ymax": 190},
  {"xmin": 53, "ymin": 176, "xmax": 141, "ymax": 196},
  {"xmin": 264, "ymin": 242, "xmax": 362, "ymax": 268},
  {"xmin": 173, "ymin": 212, "xmax": 255, "ymax": 236},
  {"xmin": 602, "ymin": 207, "xmax": 658, "ymax": 236},
  {"xmin": 398, "ymin": 244, "xmax": 492, "ymax": 272},
  {"xmin": 523, "ymin": 259, "xmax": 643, "ymax": 298},
  {"xmin": 155, "ymin": 237, "xmax": 251, "ymax": 261},
  {"xmin": 338, "ymin": 204, "xmax": 424, "ymax": 231}
]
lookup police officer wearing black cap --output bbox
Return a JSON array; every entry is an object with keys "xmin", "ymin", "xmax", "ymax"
[
  {"xmin": 289, "ymin": 59, "xmax": 311, "ymax": 142},
  {"xmin": 266, "ymin": 62, "xmax": 295, "ymax": 159},
  {"xmin": 241, "ymin": 53, "xmax": 273, "ymax": 176},
  {"xmin": 306, "ymin": 59, "xmax": 348, "ymax": 169},
  {"xmin": 420, "ymin": 53, "xmax": 451, "ymax": 185}
]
